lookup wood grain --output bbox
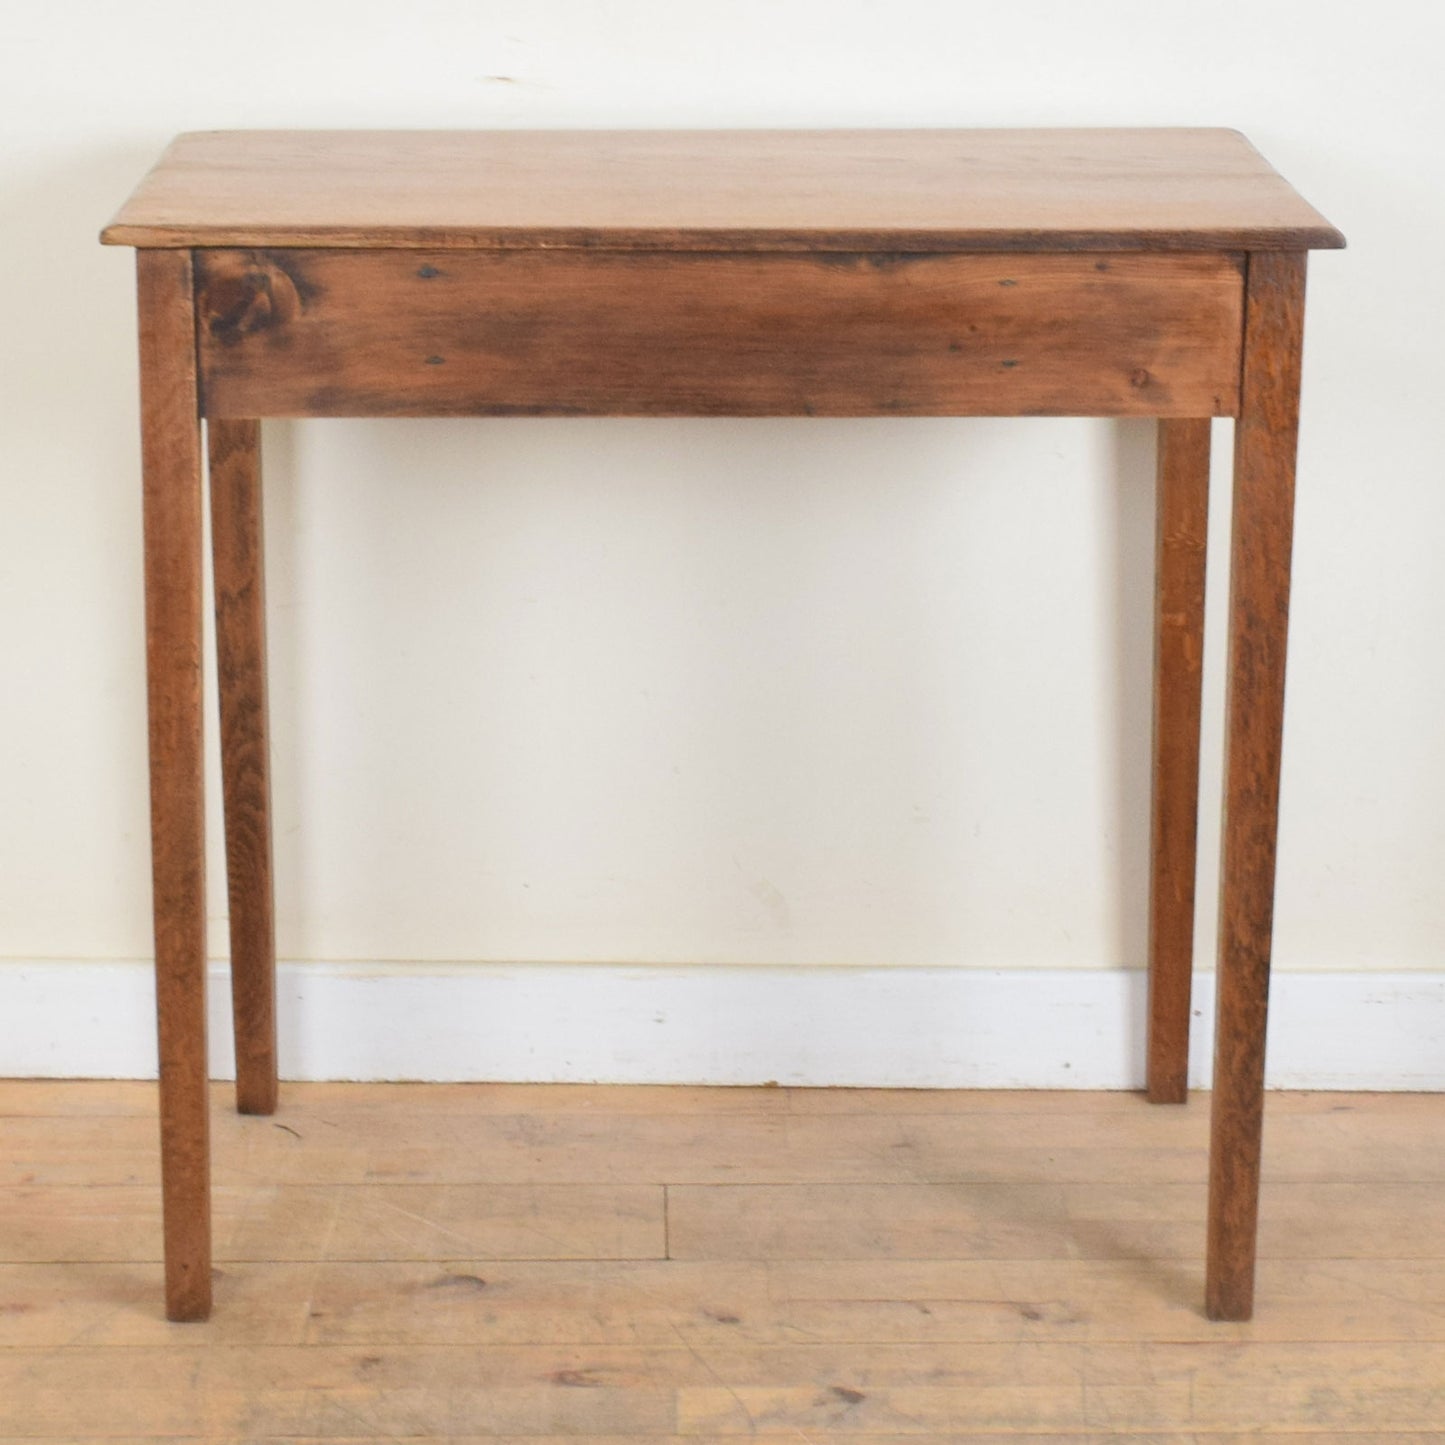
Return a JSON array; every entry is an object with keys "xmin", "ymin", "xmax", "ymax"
[
  {"xmin": 100, "ymin": 129, "xmax": 1345, "ymax": 253},
  {"xmin": 3, "ymin": 1340, "xmax": 1444, "ymax": 1436},
  {"xmin": 1, "ymin": 1438, "xmax": 1415, "ymax": 1445},
  {"xmin": 6, "ymin": 1255, "xmax": 1445, "ymax": 1350},
  {"xmin": 0, "ymin": 1182, "xmax": 664, "ymax": 1264},
  {"xmin": 136, "ymin": 248, "xmax": 211, "ymax": 1322},
  {"xmin": 667, "ymin": 1177, "xmax": 1445, "ymax": 1263},
  {"xmin": 195, "ymin": 248, "xmax": 1246, "ymax": 419},
  {"xmin": 9, "ymin": 1090, "xmax": 1445, "ymax": 1188},
  {"xmin": 1206, "ymin": 252, "xmax": 1308, "ymax": 1321},
  {"xmin": 208, "ymin": 418, "xmax": 277, "ymax": 1117},
  {"xmin": 5, "ymin": 1083, "xmax": 1443, "ymax": 1438},
  {"xmin": 1146, "ymin": 418, "xmax": 1212, "ymax": 1103}
]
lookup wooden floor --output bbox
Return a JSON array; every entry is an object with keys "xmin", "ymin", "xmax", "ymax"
[{"xmin": 1, "ymin": 1081, "xmax": 1443, "ymax": 1441}]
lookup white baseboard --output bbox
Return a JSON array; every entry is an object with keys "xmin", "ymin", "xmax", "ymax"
[{"xmin": 1, "ymin": 959, "xmax": 1441, "ymax": 1090}]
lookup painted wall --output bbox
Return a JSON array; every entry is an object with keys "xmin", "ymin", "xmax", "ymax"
[{"xmin": 1, "ymin": 1, "xmax": 1440, "ymax": 1081}]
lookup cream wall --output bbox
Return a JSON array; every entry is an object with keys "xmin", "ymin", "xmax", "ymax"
[{"xmin": 2, "ymin": 1, "xmax": 1442, "ymax": 1082}]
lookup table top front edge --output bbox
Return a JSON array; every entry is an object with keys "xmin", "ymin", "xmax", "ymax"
[{"xmin": 98, "ymin": 223, "xmax": 1347, "ymax": 252}]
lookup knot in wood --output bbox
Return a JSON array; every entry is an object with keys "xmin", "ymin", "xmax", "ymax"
[{"xmin": 200, "ymin": 252, "xmax": 302, "ymax": 346}]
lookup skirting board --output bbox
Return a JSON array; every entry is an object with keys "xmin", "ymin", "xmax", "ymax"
[{"xmin": 3, "ymin": 960, "xmax": 1443, "ymax": 1089}]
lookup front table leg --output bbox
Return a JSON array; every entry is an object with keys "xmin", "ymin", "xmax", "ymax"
[
  {"xmin": 137, "ymin": 249, "xmax": 212, "ymax": 1321},
  {"xmin": 1206, "ymin": 251, "xmax": 1307, "ymax": 1321}
]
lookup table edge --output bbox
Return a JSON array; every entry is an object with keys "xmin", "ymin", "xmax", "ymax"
[{"xmin": 99, "ymin": 223, "xmax": 1348, "ymax": 251}]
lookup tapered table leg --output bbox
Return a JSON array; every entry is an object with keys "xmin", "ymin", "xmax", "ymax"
[
  {"xmin": 209, "ymin": 419, "xmax": 278, "ymax": 1116},
  {"xmin": 137, "ymin": 249, "xmax": 212, "ymax": 1321},
  {"xmin": 1206, "ymin": 251, "xmax": 1307, "ymax": 1321},
  {"xmin": 1146, "ymin": 418, "xmax": 1211, "ymax": 1103}
]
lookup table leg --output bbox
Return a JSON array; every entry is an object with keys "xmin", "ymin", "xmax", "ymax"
[
  {"xmin": 209, "ymin": 419, "xmax": 278, "ymax": 1116},
  {"xmin": 137, "ymin": 249, "xmax": 212, "ymax": 1321},
  {"xmin": 1146, "ymin": 419, "xmax": 1210, "ymax": 1103},
  {"xmin": 1205, "ymin": 251, "xmax": 1306, "ymax": 1321}
]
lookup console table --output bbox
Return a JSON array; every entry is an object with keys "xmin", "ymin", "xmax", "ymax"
[{"xmin": 102, "ymin": 128, "xmax": 1343, "ymax": 1322}]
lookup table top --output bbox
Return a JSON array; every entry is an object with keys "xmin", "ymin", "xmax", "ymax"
[{"xmin": 102, "ymin": 128, "xmax": 1343, "ymax": 254}]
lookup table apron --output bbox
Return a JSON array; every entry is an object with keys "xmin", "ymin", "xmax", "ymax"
[{"xmin": 193, "ymin": 248, "xmax": 1245, "ymax": 420}]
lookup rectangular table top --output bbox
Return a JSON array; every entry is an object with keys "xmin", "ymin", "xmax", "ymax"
[{"xmin": 102, "ymin": 128, "xmax": 1343, "ymax": 254}]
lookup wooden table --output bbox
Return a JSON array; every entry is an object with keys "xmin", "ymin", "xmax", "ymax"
[{"xmin": 102, "ymin": 129, "xmax": 1343, "ymax": 1323}]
